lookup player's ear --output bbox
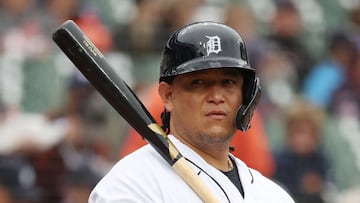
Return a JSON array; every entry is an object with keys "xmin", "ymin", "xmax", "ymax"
[{"xmin": 158, "ymin": 81, "xmax": 174, "ymax": 111}]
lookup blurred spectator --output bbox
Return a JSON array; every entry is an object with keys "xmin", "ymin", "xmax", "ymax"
[
  {"xmin": 29, "ymin": 144, "xmax": 67, "ymax": 203},
  {"xmin": 223, "ymin": 4, "xmax": 256, "ymax": 42},
  {"xmin": 0, "ymin": 111, "xmax": 68, "ymax": 203},
  {"xmin": 61, "ymin": 72, "xmax": 112, "ymax": 164},
  {"xmin": 347, "ymin": 5, "xmax": 360, "ymax": 36},
  {"xmin": 119, "ymin": 83, "xmax": 275, "ymax": 177},
  {"xmin": 112, "ymin": 0, "xmax": 167, "ymax": 56},
  {"xmin": 327, "ymin": 38, "xmax": 360, "ymax": 193},
  {"xmin": 0, "ymin": 153, "xmax": 40, "ymax": 203},
  {"xmin": 256, "ymin": 46, "xmax": 297, "ymax": 118},
  {"xmin": 161, "ymin": 0, "xmax": 204, "ymax": 33},
  {"xmin": 40, "ymin": 0, "xmax": 111, "ymax": 51},
  {"xmin": 223, "ymin": 3, "xmax": 267, "ymax": 70},
  {"xmin": 265, "ymin": 0, "xmax": 314, "ymax": 91},
  {"xmin": 302, "ymin": 31, "xmax": 357, "ymax": 109},
  {"xmin": 0, "ymin": 0, "xmax": 38, "ymax": 113},
  {"xmin": 0, "ymin": 0, "xmax": 51, "ymax": 59},
  {"xmin": 0, "ymin": 107, "xmax": 67, "ymax": 203},
  {"xmin": 55, "ymin": 70, "xmax": 124, "ymax": 202},
  {"xmin": 41, "ymin": 0, "xmax": 82, "ymax": 23},
  {"xmin": 272, "ymin": 98, "xmax": 331, "ymax": 203},
  {"xmin": 332, "ymin": 38, "xmax": 360, "ymax": 122},
  {"xmin": 112, "ymin": 0, "xmax": 169, "ymax": 91},
  {"xmin": 0, "ymin": 0, "xmax": 37, "ymax": 36}
]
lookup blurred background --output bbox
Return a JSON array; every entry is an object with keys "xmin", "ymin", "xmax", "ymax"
[{"xmin": 1, "ymin": 0, "xmax": 360, "ymax": 202}]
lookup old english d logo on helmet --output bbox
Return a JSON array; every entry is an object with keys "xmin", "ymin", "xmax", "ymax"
[
  {"xmin": 204, "ymin": 35, "xmax": 222, "ymax": 56},
  {"xmin": 159, "ymin": 21, "xmax": 261, "ymax": 132}
]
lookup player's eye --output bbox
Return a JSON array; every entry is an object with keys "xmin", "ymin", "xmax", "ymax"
[
  {"xmin": 191, "ymin": 79, "xmax": 205, "ymax": 86},
  {"xmin": 222, "ymin": 79, "xmax": 237, "ymax": 86}
]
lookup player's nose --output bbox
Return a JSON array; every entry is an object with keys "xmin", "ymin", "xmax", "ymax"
[{"xmin": 207, "ymin": 84, "xmax": 225, "ymax": 104}]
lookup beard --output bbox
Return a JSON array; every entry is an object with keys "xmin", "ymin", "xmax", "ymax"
[
  {"xmin": 170, "ymin": 118, "xmax": 236, "ymax": 150},
  {"xmin": 197, "ymin": 131, "xmax": 234, "ymax": 145}
]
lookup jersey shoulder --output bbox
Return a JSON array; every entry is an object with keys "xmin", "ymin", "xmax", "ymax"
[{"xmin": 89, "ymin": 145, "xmax": 169, "ymax": 202}]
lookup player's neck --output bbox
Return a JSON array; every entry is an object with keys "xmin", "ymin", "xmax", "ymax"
[
  {"xmin": 170, "ymin": 129, "xmax": 232, "ymax": 171},
  {"xmin": 196, "ymin": 146, "xmax": 232, "ymax": 171},
  {"xmin": 176, "ymin": 135, "xmax": 231, "ymax": 171}
]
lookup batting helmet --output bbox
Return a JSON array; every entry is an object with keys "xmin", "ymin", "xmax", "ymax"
[{"xmin": 159, "ymin": 21, "xmax": 261, "ymax": 132}]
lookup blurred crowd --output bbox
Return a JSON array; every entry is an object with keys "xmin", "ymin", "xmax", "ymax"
[{"xmin": 0, "ymin": 0, "xmax": 360, "ymax": 202}]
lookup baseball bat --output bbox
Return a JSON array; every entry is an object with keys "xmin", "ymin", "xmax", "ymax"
[{"xmin": 52, "ymin": 20, "xmax": 220, "ymax": 203}]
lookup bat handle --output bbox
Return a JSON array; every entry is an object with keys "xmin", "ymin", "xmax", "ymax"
[{"xmin": 173, "ymin": 157, "xmax": 221, "ymax": 203}]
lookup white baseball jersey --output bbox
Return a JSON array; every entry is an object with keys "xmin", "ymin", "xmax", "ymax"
[{"xmin": 89, "ymin": 135, "xmax": 294, "ymax": 203}]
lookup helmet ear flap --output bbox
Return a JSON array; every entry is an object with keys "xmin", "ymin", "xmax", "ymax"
[{"xmin": 236, "ymin": 77, "xmax": 261, "ymax": 131}]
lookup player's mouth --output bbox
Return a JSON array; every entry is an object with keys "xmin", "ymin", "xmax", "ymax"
[{"xmin": 205, "ymin": 110, "xmax": 227, "ymax": 120}]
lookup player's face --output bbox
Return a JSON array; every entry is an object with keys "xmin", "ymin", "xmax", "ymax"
[{"xmin": 160, "ymin": 68, "xmax": 244, "ymax": 148}]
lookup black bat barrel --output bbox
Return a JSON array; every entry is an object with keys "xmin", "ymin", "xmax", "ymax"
[{"xmin": 52, "ymin": 20, "xmax": 180, "ymax": 165}]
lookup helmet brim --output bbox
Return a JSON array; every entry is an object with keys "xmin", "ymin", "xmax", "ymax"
[{"xmin": 160, "ymin": 56, "xmax": 253, "ymax": 78}]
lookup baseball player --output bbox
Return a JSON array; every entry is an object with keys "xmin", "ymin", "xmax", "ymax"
[{"xmin": 89, "ymin": 22, "xmax": 294, "ymax": 202}]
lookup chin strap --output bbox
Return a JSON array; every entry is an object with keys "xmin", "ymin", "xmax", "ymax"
[{"xmin": 235, "ymin": 77, "xmax": 261, "ymax": 132}]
